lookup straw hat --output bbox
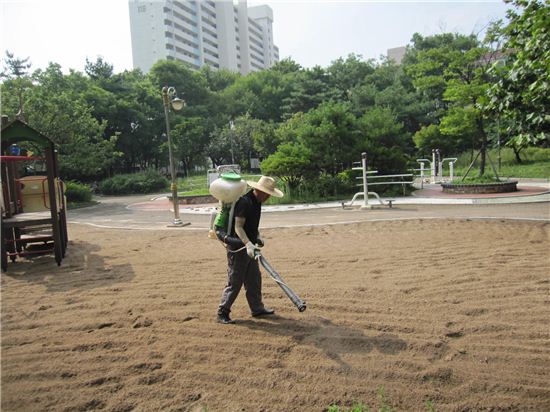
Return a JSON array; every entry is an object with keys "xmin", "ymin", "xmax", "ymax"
[{"xmin": 247, "ymin": 176, "xmax": 284, "ymax": 198}]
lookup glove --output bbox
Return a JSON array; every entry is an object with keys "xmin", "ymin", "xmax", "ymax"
[
  {"xmin": 256, "ymin": 237, "xmax": 264, "ymax": 248},
  {"xmin": 246, "ymin": 241, "xmax": 260, "ymax": 259}
]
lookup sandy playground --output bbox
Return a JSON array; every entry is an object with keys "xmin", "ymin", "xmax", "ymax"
[{"xmin": 1, "ymin": 218, "xmax": 549, "ymax": 411}]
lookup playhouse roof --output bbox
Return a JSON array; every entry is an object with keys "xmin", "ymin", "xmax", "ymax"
[{"xmin": 1, "ymin": 118, "xmax": 55, "ymax": 150}]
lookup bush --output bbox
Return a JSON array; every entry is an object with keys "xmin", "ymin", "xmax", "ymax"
[
  {"xmin": 65, "ymin": 181, "xmax": 93, "ymax": 203},
  {"xmin": 313, "ymin": 172, "xmax": 356, "ymax": 197},
  {"xmin": 99, "ymin": 171, "xmax": 169, "ymax": 195}
]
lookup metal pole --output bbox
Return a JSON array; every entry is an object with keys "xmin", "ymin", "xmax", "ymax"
[
  {"xmin": 229, "ymin": 120, "xmax": 235, "ymax": 164},
  {"xmin": 436, "ymin": 149, "xmax": 442, "ymax": 180},
  {"xmin": 497, "ymin": 117, "xmax": 501, "ymax": 171},
  {"xmin": 431, "ymin": 149, "xmax": 436, "ymax": 183},
  {"xmin": 361, "ymin": 152, "xmax": 371, "ymax": 209},
  {"xmin": 162, "ymin": 87, "xmax": 183, "ymax": 226}
]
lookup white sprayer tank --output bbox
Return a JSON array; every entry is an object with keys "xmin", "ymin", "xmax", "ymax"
[{"xmin": 209, "ymin": 172, "xmax": 246, "ymax": 203}]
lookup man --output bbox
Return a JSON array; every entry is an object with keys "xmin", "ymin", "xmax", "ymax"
[{"xmin": 217, "ymin": 176, "xmax": 284, "ymax": 324}]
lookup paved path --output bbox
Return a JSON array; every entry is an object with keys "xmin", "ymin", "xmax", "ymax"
[{"xmin": 68, "ymin": 182, "xmax": 550, "ymax": 231}]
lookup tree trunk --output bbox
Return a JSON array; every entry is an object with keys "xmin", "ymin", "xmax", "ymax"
[
  {"xmin": 512, "ymin": 146, "xmax": 522, "ymax": 163},
  {"xmin": 477, "ymin": 116, "xmax": 487, "ymax": 177}
]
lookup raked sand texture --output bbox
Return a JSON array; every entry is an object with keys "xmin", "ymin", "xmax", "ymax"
[{"xmin": 1, "ymin": 219, "xmax": 549, "ymax": 411}]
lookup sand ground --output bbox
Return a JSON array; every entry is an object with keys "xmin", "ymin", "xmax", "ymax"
[{"xmin": 1, "ymin": 219, "xmax": 549, "ymax": 411}]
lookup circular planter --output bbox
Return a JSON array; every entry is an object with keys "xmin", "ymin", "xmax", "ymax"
[{"xmin": 441, "ymin": 180, "xmax": 518, "ymax": 194}]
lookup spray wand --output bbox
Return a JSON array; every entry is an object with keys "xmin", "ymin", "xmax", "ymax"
[{"xmin": 255, "ymin": 251, "xmax": 307, "ymax": 312}]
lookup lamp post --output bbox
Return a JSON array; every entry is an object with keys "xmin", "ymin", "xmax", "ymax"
[
  {"xmin": 229, "ymin": 120, "xmax": 235, "ymax": 164},
  {"xmin": 162, "ymin": 86, "xmax": 188, "ymax": 227}
]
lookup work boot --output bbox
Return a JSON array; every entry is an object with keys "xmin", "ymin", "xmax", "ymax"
[
  {"xmin": 217, "ymin": 309, "xmax": 235, "ymax": 324},
  {"xmin": 251, "ymin": 307, "xmax": 275, "ymax": 317}
]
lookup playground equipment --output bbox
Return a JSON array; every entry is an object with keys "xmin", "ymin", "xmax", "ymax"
[
  {"xmin": 1, "ymin": 118, "xmax": 68, "ymax": 271},
  {"xmin": 345, "ymin": 152, "xmax": 413, "ymax": 209},
  {"xmin": 416, "ymin": 149, "xmax": 457, "ymax": 187},
  {"xmin": 208, "ymin": 170, "xmax": 306, "ymax": 312}
]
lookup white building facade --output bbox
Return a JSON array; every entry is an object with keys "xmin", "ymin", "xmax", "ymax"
[{"xmin": 128, "ymin": 0, "xmax": 279, "ymax": 74}]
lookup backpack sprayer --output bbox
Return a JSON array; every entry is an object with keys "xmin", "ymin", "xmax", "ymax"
[{"xmin": 208, "ymin": 172, "xmax": 306, "ymax": 313}]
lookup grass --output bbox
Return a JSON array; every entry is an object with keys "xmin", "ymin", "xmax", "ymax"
[
  {"xmin": 452, "ymin": 147, "xmax": 550, "ymax": 180},
  {"xmin": 326, "ymin": 387, "xmax": 436, "ymax": 412}
]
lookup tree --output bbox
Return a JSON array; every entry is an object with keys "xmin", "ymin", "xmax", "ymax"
[
  {"xmin": 84, "ymin": 56, "xmax": 114, "ymax": 81},
  {"xmin": 276, "ymin": 102, "xmax": 360, "ymax": 175},
  {"xmin": 149, "ymin": 59, "xmax": 209, "ymax": 107},
  {"xmin": 261, "ymin": 142, "xmax": 313, "ymax": 192},
  {"xmin": 84, "ymin": 68, "xmax": 163, "ymax": 172},
  {"xmin": 1, "ymin": 51, "xmax": 33, "ymax": 116},
  {"xmin": 326, "ymin": 54, "xmax": 375, "ymax": 100},
  {"xmin": 270, "ymin": 58, "xmax": 302, "ymax": 74},
  {"xmin": 404, "ymin": 33, "xmax": 479, "ymax": 124},
  {"xmin": 172, "ymin": 116, "xmax": 210, "ymax": 175},
  {"xmin": 23, "ymin": 63, "xmax": 119, "ymax": 180},
  {"xmin": 281, "ymin": 66, "xmax": 338, "ymax": 119},
  {"xmin": 222, "ymin": 69, "xmax": 292, "ymax": 122},
  {"xmin": 405, "ymin": 33, "xmax": 500, "ymax": 176},
  {"xmin": 486, "ymin": 0, "xmax": 550, "ymax": 152},
  {"xmin": 200, "ymin": 65, "xmax": 239, "ymax": 92},
  {"xmin": 358, "ymin": 106, "xmax": 410, "ymax": 173}
]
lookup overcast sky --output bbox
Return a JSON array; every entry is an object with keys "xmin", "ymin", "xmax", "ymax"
[{"xmin": 1, "ymin": 0, "xmax": 509, "ymax": 74}]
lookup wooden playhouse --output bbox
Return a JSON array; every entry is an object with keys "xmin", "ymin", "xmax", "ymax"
[{"xmin": 1, "ymin": 118, "xmax": 68, "ymax": 271}]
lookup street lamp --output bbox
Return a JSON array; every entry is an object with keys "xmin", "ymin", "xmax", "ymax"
[
  {"xmin": 229, "ymin": 120, "xmax": 235, "ymax": 164},
  {"xmin": 162, "ymin": 86, "xmax": 189, "ymax": 227}
]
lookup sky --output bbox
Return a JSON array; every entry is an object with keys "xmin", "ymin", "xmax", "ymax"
[{"xmin": 1, "ymin": 0, "xmax": 509, "ymax": 74}]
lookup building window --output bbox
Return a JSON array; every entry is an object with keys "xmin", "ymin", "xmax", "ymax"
[{"xmin": 138, "ymin": 5, "xmax": 146, "ymax": 13}]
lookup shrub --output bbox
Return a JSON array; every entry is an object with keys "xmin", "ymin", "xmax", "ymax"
[
  {"xmin": 65, "ymin": 181, "xmax": 93, "ymax": 203},
  {"xmin": 99, "ymin": 171, "xmax": 168, "ymax": 195},
  {"xmin": 318, "ymin": 172, "xmax": 356, "ymax": 197}
]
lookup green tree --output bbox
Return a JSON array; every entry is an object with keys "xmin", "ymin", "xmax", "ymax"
[
  {"xmin": 439, "ymin": 46, "xmax": 496, "ymax": 175},
  {"xmin": 326, "ymin": 54, "xmax": 375, "ymax": 100},
  {"xmin": 149, "ymin": 59, "xmax": 209, "ymax": 107},
  {"xmin": 404, "ymin": 33, "xmax": 479, "ymax": 123},
  {"xmin": 358, "ymin": 106, "xmax": 410, "ymax": 173},
  {"xmin": 222, "ymin": 68, "xmax": 292, "ymax": 122},
  {"xmin": 277, "ymin": 102, "xmax": 360, "ymax": 175},
  {"xmin": 405, "ymin": 33, "xmax": 499, "ymax": 175},
  {"xmin": 281, "ymin": 66, "xmax": 338, "ymax": 119},
  {"xmin": 23, "ymin": 64, "xmax": 119, "ymax": 180},
  {"xmin": 1, "ymin": 51, "xmax": 33, "ymax": 116},
  {"xmin": 200, "ymin": 65, "xmax": 239, "ymax": 92},
  {"xmin": 261, "ymin": 142, "xmax": 314, "ymax": 192},
  {"xmin": 486, "ymin": 0, "xmax": 550, "ymax": 152},
  {"xmin": 172, "ymin": 116, "xmax": 210, "ymax": 175}
]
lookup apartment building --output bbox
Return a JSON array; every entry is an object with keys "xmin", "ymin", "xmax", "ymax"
[
  {"xmin": 387, "ymin": 46, "xmax": 406, "ymax": 65},
  {"xmin": 128, "ymin": 0, "xmax": 279, "ymax": 74}
]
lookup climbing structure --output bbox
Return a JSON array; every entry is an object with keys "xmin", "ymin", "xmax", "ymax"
[{"xmin": 1, "ymin": 118, "xmax": 68, "ymax": 271}]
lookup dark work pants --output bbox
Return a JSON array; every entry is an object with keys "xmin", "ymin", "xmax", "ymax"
[{"xmin": 218, "ymin": 249, "xmax": 264, "ymax": 314}]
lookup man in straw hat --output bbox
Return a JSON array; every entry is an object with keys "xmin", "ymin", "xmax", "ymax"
[{"xmin": 217, "ymin": 175, "xmax": 284, "ymax": 324}]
